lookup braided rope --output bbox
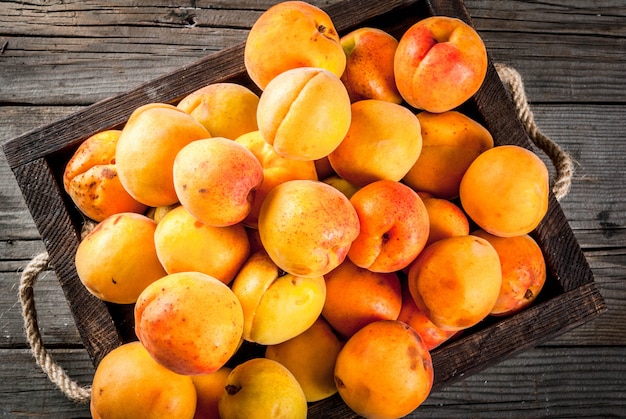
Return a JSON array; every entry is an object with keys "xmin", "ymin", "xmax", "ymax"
[
  {"xmin": 18, "ymin": 252, "xmax": 92, "ymax": 403},
  {"xmin": 18, "ymin": 64, "xmax": 572, "ymax": 403},
  {"xmin": 494, "ymin": 63, "xmax": 574, "ymax": 201}
]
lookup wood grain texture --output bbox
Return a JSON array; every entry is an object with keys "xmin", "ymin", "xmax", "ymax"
[{"xmin": 1, "ymin": 0, "xmax": 624, "ymax": 417}]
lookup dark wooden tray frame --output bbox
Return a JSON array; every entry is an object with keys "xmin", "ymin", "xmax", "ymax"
[{"xmin": 3, "ymin": 0, "xmax": 606, "ymax": 417}]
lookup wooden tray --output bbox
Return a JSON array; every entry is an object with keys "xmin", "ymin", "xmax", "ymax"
[{"xmin": 3, "ymin": 0, "xmax": 606, "ymax": 417}]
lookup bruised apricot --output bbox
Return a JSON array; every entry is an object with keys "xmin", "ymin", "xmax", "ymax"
[
  {"xmin": 90, "ymin": 341, "xmax": 197, "ymax": 419},
  {"xmin": 460, "ymin": 144, "xmax": 550, "ymax": 237},
  {"xmin": 473, "ymin": 229, "xmax": 547, "ymax": 316},
  {"xmin": 75, "ymin": 212, "xmax": 167, "ymax": 304},
  {"xmin": 334, "ymin": 320, "xmax": 434, "ymax": 419},
  {"xmin": 408, "ymin": 235, "xmax": 502, "ymax": 331},
  {"xmin": 63, "ymin": 130, "xmax": 147, "ymax": 222},
  {"xmin": 322, "ymin": 259, "xmax": 402, "ymax": 338},
  {"xmin": 134, "ymin": 271, "xmax": 244, "ymax": 375}
]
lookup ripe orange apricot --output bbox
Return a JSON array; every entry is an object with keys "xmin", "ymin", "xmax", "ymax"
[
  {"xmin": 173, "ymin": 137, "xmax": 264, "ymax": 227},
  {"xmin": 115, "ymin": 103, "xmax": 211, "ymax": 207},
  {"xmin": 63, "ymin": 129, "xmax": 147, "ymax": 222},
  {"xmin": 177, "ymin": 82, "xmax": 259, "ymax": 140},
  {"xmin": 473, "ymin": 229, "xmax": 547, "ymax": 316},
  {"xmin": 334, "ymin": 320, "xmax": 434, "ymax": 419},
  {"xmin": 408, "ymin": 235, "xmax": 502, "ymax": 331},
  {"xmin": 154, "ymin": 205, "xmax": 250, "ymax": 285},
  {"xmin": 328, "ymin": 99, "xmax": 423, "ymax": 186},
  {"xmin": 348, "ymin": 180, "xmax": 430, "ymax": 272},
  {"xmin": 404, "ymin": 110, "xmax": 494, "ymax": 199},
  {"xmin": 75, "ymin": 212, "xmax": 167, "ymax": 304},
  {"xmin": 460, "ymin": 144, "xmax": 550, "ymax": 237},
  {"xmin": 394, "ymin": 16, "xmax": 488, "ymax": 113},
  {"xmin": 244, "ymin": 1, "xmax": 346, "ymax": 90},
  {"xmin": 134, "ymin": 271, "xmax": 244, "ymax": 375},
  {"xmin": 90, "ymin": 341, "xmax": 197, "ymax": 419},
  {"xmin": 322, "ymin": 259, "xmax": 402, "ymax": 338},
  {"xmin": 340, "ymin": 27, "xmax": 402, "ymax": 103},
  {"xmin": 258, "ymin": 179, "xmax": 360, "ymax": 278},
  {"xmin": 256, "ymin": 67, "xmax": 351, "ymax": 161}
]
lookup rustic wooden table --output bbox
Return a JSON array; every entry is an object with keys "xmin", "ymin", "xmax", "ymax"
[{"xmin": 1, "ymin": 0, "xmax": 625, "ymax": 417}]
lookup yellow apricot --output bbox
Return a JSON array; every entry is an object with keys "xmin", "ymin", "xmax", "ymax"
[
  {"xmin": 75, "ymin": 212, "xmax": 167, "ymax": 304},
  {"xmin": 256, "ymin": 67, "xmax": 351, "ymax": 161},
  {"xmin": 177, "ymin": 82, "xmax": 259, "ymax": 140}
]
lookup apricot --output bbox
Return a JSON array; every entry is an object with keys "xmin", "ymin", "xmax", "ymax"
[
  {"xmin": 218, "ymin": 358, "xmax": 307, "ymax": 419},
  {"xmin": 473, "ymin": 229, "xmax": 547, "ymax": 316},
  {"xmin": 256, "ymin": 66, "xmax": 351, "ymax": 161},
  {"xmin": 394, "ymin": 16, "xmax": 488, "ymax": 113},
  {"xmin": 265, "ymin": 316, "xmax": 343, "ymax": 402},
  {"xmin": 177, "ymin": 82, "xmax": 259, "ymax": 140},
  {"xmin": 154, "ymin": 205, "xmax": 250, "ymax": 285},
  {"xmin": 404, "ymin": 110, "xmax": 494, "ymax": 199},
  {"xmin": 460, "ymin": 144, "xmax": 550, "ymax": 237},
  {"xmin": 397, "ymin": 281, "xmax": 457, "ymax": 351},
  {"xmin": 421, "ymin": 195, "xmax": 470, "ymax": 246},
  {"xmin": 244, "ymin": 0, "xmax": 346, "ymax": 90},
  {"xmin": 348, "ymin": 180, "xmax": 430, "ymax": 272},
  {"xmin": 322, "ymin": 174, "xmax": 360, "ymax": 199},
  {"xmin": 408, "ymin": 235, "xmax": 502, "ymax": 331},
  {"xmin": 75, "ymin": 212, "xmax": 167, "ymax": 304},
  {"xmin": 235, "ymin": 130, "xmax": 318, "ymax": 228},
  {"xmin": 115, "ymin": 103, "xmax": 211, "ymax": 207},
  {"xmin": 334, "ymin": 320, "xmax": 434, "ymax": 419},
  {"xmin": 328, "ymin": 99, "xmax": 422, "ymax": 186},
  {"xmin": 134, "ymin": 271, "xmax": 244, "ymax": 375},
  {"xmin": 258, "ymin": 179, "xmax": 360, "ymax": 278},
  {"xmin": 191, "ymin": 367, "xmax": 232, "ymax": 419},
  {"xmin": 340, "ymin": 27, "xmax": 402, "ymax": 103},
  {"xmin": 63, "ymin": 129, "xmax": 147, "ymax": 222},
  {"xmin": 322, "ymin": 259, "xmax": 402, "ymax": 339},
  {"xmin": 90, "ymin": 341, "xmax": 197, "ymax": 419},
  {"xmin": 173, "ymin": 137, "xmax": 264, "ymax": 227},
  {"xmin": 231, "ymin": 250, "xmax": 326, "ymax": 345}
]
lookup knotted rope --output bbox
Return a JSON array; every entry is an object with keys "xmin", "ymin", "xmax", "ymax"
[{"xmin": 17, "ymin": 64, "xmax": 574, "ymax": 403}]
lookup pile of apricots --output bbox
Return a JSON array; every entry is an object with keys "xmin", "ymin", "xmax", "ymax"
[{"xmin": 64, "ymin": 2, "xmax": 550, "ymax": 418}]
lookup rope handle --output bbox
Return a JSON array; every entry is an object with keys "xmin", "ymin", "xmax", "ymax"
[
  {"xmin": 19, "ymin": 252, "xmax": 92, "ymax": 403},
  {"xmin": 17, "ymin": 64, "xmax": 573, "ymax": 403}
]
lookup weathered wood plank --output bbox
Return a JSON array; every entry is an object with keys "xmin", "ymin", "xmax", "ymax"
[{"xmin": 0, "ymin": 0, "xmax": 624, "ymax": 104}]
